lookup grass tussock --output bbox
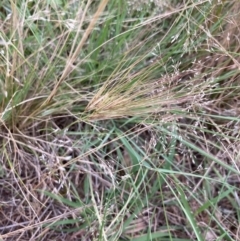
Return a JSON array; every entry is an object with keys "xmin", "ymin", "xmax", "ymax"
[{"xmin": 0, "ymin": 0, "xmax": 240, "ymax": 240}]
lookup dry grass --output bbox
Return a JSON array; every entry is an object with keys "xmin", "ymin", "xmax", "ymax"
[{"xmin": 0, "ymin": 0, "xmax": 240, "ymax": 240}]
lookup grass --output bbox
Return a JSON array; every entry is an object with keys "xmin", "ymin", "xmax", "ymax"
[{"xmin": 0, "ymin": 0, "xmax": 240, "ymax": 240}]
